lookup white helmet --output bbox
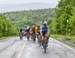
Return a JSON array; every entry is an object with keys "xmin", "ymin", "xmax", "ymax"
[
  {"xmin": 27, "ymin": 26, "xmax": 30, "ymax": 29},
  {"xmin": 43, "ymin": 21, "xmax": 47, "ymax": 24}
]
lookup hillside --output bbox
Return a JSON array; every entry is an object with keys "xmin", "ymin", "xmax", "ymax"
[{"xmin": 4, "ymin": 8, "xmax": 55, "ymax": 28}]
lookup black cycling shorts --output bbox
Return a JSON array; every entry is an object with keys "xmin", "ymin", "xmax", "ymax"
[{"xmin": 42, "ymin": 31, "xmax": 47, "ymax": 37}]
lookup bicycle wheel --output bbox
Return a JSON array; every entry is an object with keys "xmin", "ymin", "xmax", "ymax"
[{"xmin": 43, "ymin": 43, "xmax": 47, "ymax": 53}]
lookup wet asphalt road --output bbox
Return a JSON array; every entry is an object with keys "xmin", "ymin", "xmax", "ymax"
[{"xmin": 0, "ymin": 37, "xmax": 75, "ymax": 58}]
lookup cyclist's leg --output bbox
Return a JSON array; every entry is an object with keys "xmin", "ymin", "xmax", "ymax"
[
  {"xmin": 41, "ymin": 31, "xmax": 45, "ymax": 45},
  {"xmin": 45, "ymin": 32, "xmax": 50, "ymax": 46},
  {"xmin": 37, "ymin": 32, "xmax": 40, "ymax": 39},
  {"xmin": 38, "ymin": 32, "xmax": 41, "ymax": 42},
  {"xmin": 32, "ymin": 31, "xmax": 36, "ymax": 41}
]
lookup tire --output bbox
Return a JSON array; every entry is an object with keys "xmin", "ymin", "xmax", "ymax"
[
  {"xmin": 27, "ymin": 36, "xmax": 29, "ymax": 40},
  {"xmin": 38, "ymin": 39, "xmax": 40, "ymax": 45},
  {"xmin": 20, "ymin": 36, "xmax": 23, "ymax": 40},
  {"xmin": 42, "ymin": 37, "xmax": 47, "ymax": 53},
  {"xmin": 33, "ymin": 33, "xmax": 36, "ymax": 42},
  {"xmin": 20, "ymin": 33, "xmax": 23, "ymax": 40},
  {"xmin": 27, "ymin": 33, "xmax": 30, "ymax": 40},
  {"xmin": 38, "ymin": 36, "xmax": 41, "ymax": 46},
  {"xmin": 43, "ymin": 43, "xmax": 47, "ymax": 53}
]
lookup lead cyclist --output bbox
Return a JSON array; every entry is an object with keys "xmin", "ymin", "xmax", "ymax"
[{"xmin": 40, "ymin": 21, "xmax": 50, "ymax": 47}]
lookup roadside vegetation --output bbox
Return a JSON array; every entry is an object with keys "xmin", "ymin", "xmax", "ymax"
[
  {"xmin": 0, "ymin": 15, "xmax": 18, "ymax": 39},
  {"xmin": 49, "ymin": 0, "xmax": 75, "ymax": 47},
  {"xmin": 50, "ymin": 0, "xmax": 75, "ymax": 35}
]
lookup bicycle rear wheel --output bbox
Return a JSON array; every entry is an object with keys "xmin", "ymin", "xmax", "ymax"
[{"xmin": 43, "ymin": 43, "xmax": 47, "ymax": 53}]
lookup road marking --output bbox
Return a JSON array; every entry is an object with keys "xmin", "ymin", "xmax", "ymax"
[{"xmin": 17, "ymin": 43, "xmax": 25, "ymax": 58}]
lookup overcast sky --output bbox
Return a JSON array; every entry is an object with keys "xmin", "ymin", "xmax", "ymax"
[
  {"xmin": 0, "ymin": 0, "xmax": 58, "ymax": 4},
  {"xmin": 0, "ymin": 0, "xmax": 59, "ymax": 13}
]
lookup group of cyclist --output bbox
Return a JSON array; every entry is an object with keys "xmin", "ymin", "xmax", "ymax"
[{"xmin": 19, "ymin": 21, "xmax": 50, "ymax": 50}]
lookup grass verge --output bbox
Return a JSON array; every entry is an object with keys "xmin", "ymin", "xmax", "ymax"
[
  {"xmin": 51, "ymin": 34, "xmax": 75, "ymax": 47},
  {"xmin": 0, "ymin": 36, "xmax": 18, "ymax": 40}
]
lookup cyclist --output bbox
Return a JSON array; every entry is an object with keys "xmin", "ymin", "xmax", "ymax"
[
  {"xmin": 26, "ymin": 26, "xmax": 30, "ymax": 40},
  {"xmin": 40, "ymin": 21, "xmax": 50, "ymax": 46},
  {"xmin": 26, "ymin": 26, "xmax": 30, "ymax": 33},
  {"xmin": 19, "ymin": 28, "xmax": 23, "ymax": 40},
  {"xmin": 31, "ymin": 25, "xmax": 36, "ymax": 42},
  {"xmin": 35, "ymin": 25, "xmax": 40, "ymax": 35}
]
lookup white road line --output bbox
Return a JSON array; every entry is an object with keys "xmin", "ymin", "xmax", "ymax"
[{"xmin": 17, "ymin": 44, "xmax": 25, "ymax": 58}]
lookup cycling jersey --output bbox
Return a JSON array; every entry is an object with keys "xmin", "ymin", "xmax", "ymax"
[
  {"xmin": 26, "ymin": 29, "xmax": 30, "ymax": 32},
  {"xmin": 41, "ymin": 25, "xmax": 48, "ymax": 37},
  {"xmin": 35, "ymin": 26, "xmax": 40, "ymax": 32},
  {"xmin": 41, "ymin": 25, "xmax": 48, "ymax": 31},
  {"xmin": 26, "ymin": 27, "xmax": 30, "ymax": 32},
  {"xmin": 32, "ymin": 26, "xmax": 36, "ymax": 32}
]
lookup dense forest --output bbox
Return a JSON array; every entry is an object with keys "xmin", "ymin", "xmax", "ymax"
[
  {"xmin": 50, "ymin": 0, "xmax": 75, "ymax": 35},
  {"xmin": 4, "ymin": 8, "xmax": 55, "ymax": 28}
]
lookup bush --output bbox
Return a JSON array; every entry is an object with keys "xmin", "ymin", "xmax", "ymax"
[{"xmin": 0, "ymin": 15, "xmax": 18, "ymax": 38}]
